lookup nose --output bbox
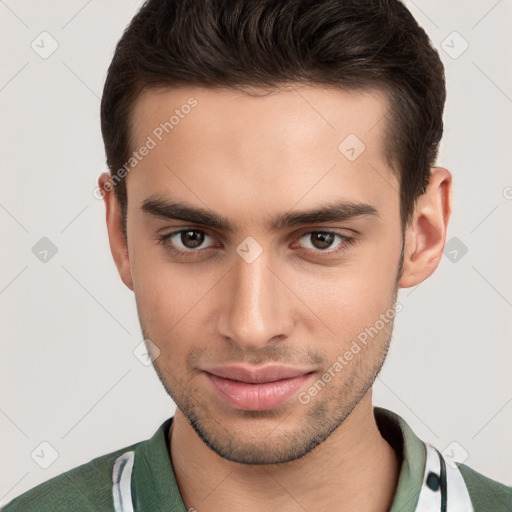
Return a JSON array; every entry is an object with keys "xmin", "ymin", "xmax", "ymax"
[{"xmin": 216, "ymin": 245, "xmax": 294, "ymax": 352}]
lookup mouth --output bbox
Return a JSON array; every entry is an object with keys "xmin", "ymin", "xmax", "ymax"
[{"xmin": 202, "ymin": 364, "xmax": 315, "ymax": 411}]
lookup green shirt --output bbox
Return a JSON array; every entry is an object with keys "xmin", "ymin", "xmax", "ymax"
[{"xmin": 2, "ymin": 407, "xmax": 511, "ymax": 511}]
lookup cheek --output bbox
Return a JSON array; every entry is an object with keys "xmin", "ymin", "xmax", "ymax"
[
  {"xmin": 297, "ymin": 239, "xmax": 400, "ymax": 347},
  {"xmin": 133, "ymin": 272, "xmax": 198, "ymax": 380},
  {"xmin": 130, "ymin": 243, "xmax": 222, "ymax": 355},
  {"xmin": 133, "ymin": 264, "xmax": 202, "ymax": 333},
  {"xmin": 298, "ymin": 275, "xmax": 394, "ymax": 352}
]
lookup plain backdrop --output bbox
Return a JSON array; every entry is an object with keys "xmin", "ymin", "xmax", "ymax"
[{"xmin": 1, "ymin": 0, "xmax": 511, "ymax": 504}]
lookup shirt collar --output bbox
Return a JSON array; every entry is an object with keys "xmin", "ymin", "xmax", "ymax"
[
  {"xmin": 130, "ymin": 407, "xmax": 427, "ymax": 511},
  {"xmin": 131, "ymin": 417, "xmax": 186, "ymax": 512},
  {"xmin": 374, "ymin": 407, "xmax": 427, "ymax": 511}
]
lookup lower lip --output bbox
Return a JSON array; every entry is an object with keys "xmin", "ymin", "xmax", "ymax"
[{"xmin": 205, "ymin": 372, "xmax": 313, "ymax": 411}]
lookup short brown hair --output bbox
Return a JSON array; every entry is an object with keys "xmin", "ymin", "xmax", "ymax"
[{"xmin": 100, "ymin": 0, "xmax": 446, "ymax": 239}]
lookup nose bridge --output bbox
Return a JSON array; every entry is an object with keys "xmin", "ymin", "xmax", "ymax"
[{"xmin": 218, "ymin": 244, "xmax": 291, "ymax": 351}]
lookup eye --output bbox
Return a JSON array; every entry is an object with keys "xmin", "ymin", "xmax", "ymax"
[
  {"xmin": 157, "ymin": 228, "xmax": 357, "ymax": 261},
  {"xmin": 294, "ymin": 231, "xmax": 356, "ymax": 256},
  {"xmin": 158, "ymin": 229, "xmax": 217, "ymax": 256}
]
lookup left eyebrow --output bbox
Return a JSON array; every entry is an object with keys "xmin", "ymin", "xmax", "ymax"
[
  {"xmin": 140, "ymin": 195, "xmax": 379, "ymax": 234},
  {"xmin": 268, "ymin": 200, "xmax": 379, "ymax": 230}
]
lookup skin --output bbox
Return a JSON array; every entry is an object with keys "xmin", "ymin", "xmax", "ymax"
[{"xmin": 99, "ymin": 84, "xmax": 451, "ymax": 511}]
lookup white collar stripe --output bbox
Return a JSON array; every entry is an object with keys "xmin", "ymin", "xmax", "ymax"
[
  {"xmin": 112, "ymin": 451, "xmax": 135, "ymax": 512},
  {"xmin": 415, "ymin": 443, "xmax": 474, "ymax": 512}
]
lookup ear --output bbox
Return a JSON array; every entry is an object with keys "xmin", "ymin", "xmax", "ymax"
[
  {"xmin": 98, "ymin": 172, "xmax": 134, "ymax": 291},
  {"xmin": 399, "ymin": 167, "xmax": 452, "ymax": 288}
]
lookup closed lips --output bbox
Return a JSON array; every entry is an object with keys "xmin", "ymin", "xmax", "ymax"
[{"xmin": 202, "ymin": 365, "xmax": 313, "ymax": 384}]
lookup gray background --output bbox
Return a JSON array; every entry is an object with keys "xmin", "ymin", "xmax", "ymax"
[{"xmin": 1, "ymin": 0, "xmax": 511, "ymax": 504}]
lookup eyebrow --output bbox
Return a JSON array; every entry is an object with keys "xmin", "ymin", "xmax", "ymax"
[{"xmin": 141, "ymin": 195, "xmax": 379, "ymax": 233}]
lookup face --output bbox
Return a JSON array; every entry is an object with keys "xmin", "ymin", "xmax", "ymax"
[{"xmin": 122, "ymin": 84, "xmax": 404, "ymax": 464}]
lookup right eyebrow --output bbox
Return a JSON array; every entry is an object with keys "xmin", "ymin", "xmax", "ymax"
[{"xmin": 141, "ymin": 197, "xmax": 237, "ymax": 232}]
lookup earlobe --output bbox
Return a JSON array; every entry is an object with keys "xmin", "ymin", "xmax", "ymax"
[
  {"xmin": 98, "ymin": 172, "xmax": 134, "ymax": 291},
  {"xmin": 398, "ymin": 167, "xmax": 452, "ymax": 288}
]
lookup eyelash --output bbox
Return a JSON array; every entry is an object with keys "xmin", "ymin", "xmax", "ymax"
[{"xmin": 157, "ymin": 229, "xmax": 357, "ymax": 260}]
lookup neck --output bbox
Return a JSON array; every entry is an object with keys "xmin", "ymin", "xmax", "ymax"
[{"xmin": 169, "ymin": 391, "xmax": 400, "ymax": 512}]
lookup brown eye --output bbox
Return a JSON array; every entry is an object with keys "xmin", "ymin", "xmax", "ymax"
[
  {"xmin": 159, "ymin": 229, "xmax": 216, "ymax": 255},
  {"xmin": 180, "ymin": 230, "xmax": 205, "ymax": 249},
  {"xmin": 295, "ymin": 231, "xmax": 357, "ymax": 258},
  {"xmin": 299, "ymin": 231, "xmax": 340, "ymax": 251},
  {"xmin": 309, "ymin": 232, "xmax": 336, "ymax": 250}
]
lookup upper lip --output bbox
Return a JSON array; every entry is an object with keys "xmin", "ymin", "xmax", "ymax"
[{"xmin": 203, "ymin": 364, "xmax": 312, "ymax": 384}]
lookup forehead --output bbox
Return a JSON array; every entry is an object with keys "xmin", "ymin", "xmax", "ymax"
[
  {"xmin": 130, "ymin": 84, "xmax": 391, "ymax": 147},
  {"xmin": 127, "ymin": 84, "xmax": 398, "ymax": 225}
]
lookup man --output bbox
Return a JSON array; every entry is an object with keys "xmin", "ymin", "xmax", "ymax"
[{"xmin": 3, "ymin": 0, "xmax": 511, "ymax": 511}]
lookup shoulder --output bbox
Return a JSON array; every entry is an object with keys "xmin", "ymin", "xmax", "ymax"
[
  {"xmin": 1, "ymin": 443, "xmax": 139, "ymax": 512},
  {"xmin": 457, "ymin": 462, "xmax": 512, "ymax": 511}
]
